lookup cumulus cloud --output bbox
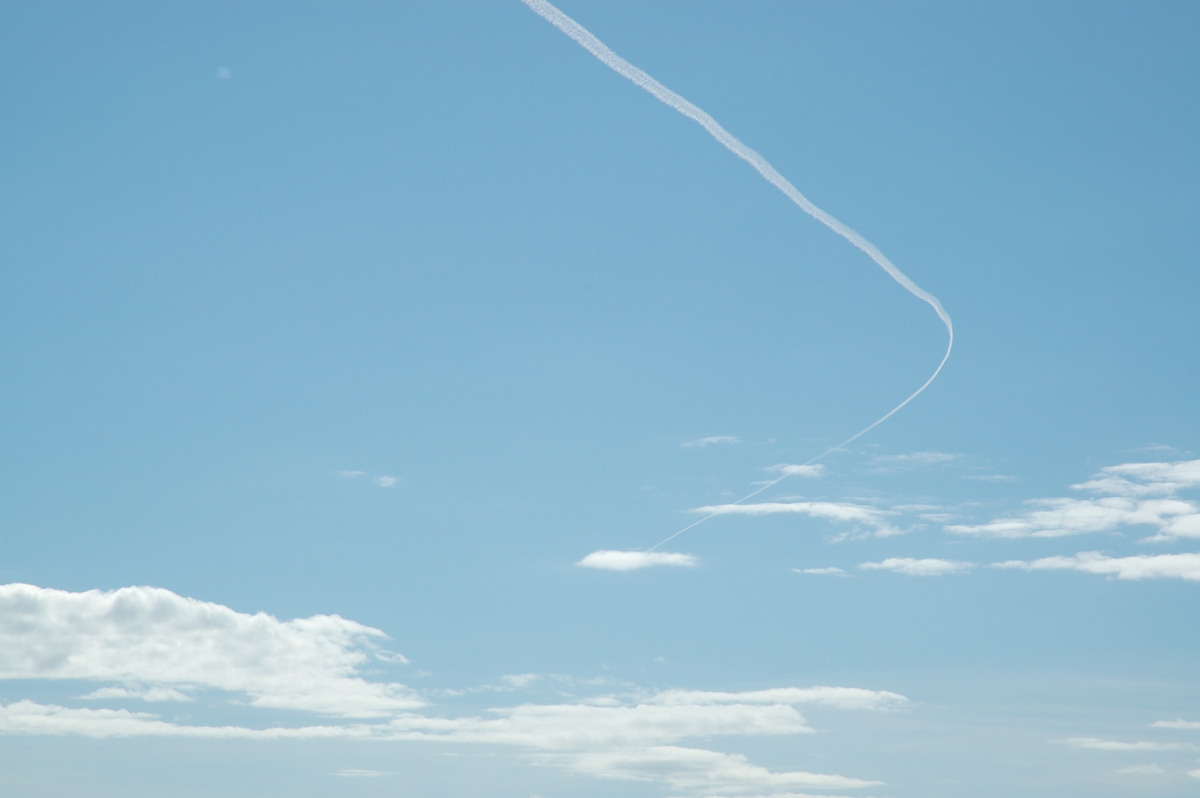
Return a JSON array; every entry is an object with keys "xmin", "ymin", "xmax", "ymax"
[
  {"xmin": 0, "ymin": 583, "xmax": 900, "ymax": 796},
  {"xmin": 682, "ymin": 435, "xmax": 743, "ymax": 448},
  {"xmin": 576, "ymin": 550, "xmax": 698, "ymax": 571},
  {"xmin": 858, "ymin": 558, "xmax": 974, "ymax": 577},
  {"xmin": 692, "ymin": 501, "xmax": 898, "ymax": 538},
  {"xmin": 993, "ymin": 552, "xmax": 1200, "ymax": 582},
  {"xmin": 948, "ymin": 459, "xmax": 1200, "ymax": 542},
  {"xmin": 0, "ymin": 583, "xmax": 421, "ymax": 717}
]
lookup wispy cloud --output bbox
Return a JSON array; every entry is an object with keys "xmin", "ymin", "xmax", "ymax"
[
  {"xmin": 682, "ymin": 435, "xmax": 743, "ymax": 449},
  {"xmin": 1060, "ymin": 737, "xmax": 1199, "ymax": 752},
  {"xmin": 948, "ymin": 459, "xmax": 1200, "ymax": 542},
  {"xmin": 0, "ymin": 583, "xmax": 420, "ymax": 717},
  {"xmin": 993, "ymin": 552, "xmax": 1200, "ymax": 582},
  {"xmin": 858, "ymin": 558, "xmax": 974, "ymax": 577},
  {"xmin": 692, "ymin": 501, "xmax": 899, "ymax": 539},
  {"xmin": 793, "ymin": 566, "xmax": 848, "ymax": 577},
  {"xmin": 576, "ymin": 550, "xmax": 698, "ymax": 571},
  {"xmin": 1114, "ymin": 764, "xmax": 1166, "ymax": 775},
  {"xmin": 331, "ymin": 769, "xmax": 396, "ymax": 778},
  {"xmin": 868, "ymin": 451, "xmax": 960, "ymax": 472},
  {"xmin": 80, "ymin": 686, "xmax": 192, "ymax": 703},
  {"xmin": 337, "ymin": 470, "xmax": 402, "ymax": 488},
  {"xmin": 1151, "ymin": 719, "xmax": 1200, "ymax": 730},
  {"xmin": 769, "ymin": 464, "xmax": 825, "ymax": 478}
]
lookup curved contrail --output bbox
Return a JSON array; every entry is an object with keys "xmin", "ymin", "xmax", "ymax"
[{"xmin": 520, "ymin": 0, "xmax": 953, "ymax": 552}]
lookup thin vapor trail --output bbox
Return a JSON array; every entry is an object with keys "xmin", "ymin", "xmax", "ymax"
[{"xmin": 520, "ymin": 0, "xmax": 954, "ymax": 552}]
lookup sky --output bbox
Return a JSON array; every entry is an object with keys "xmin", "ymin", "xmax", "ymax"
[{"xmin": 2, "ymin": 1, "xmax": 1199, "ymax": 796}]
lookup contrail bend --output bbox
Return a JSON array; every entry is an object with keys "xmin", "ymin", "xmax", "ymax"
[{"xmin": 519, "ymin": 0, "xmax": 954, "ymax": 552}]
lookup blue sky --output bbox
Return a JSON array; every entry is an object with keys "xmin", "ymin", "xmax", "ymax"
[{"xmin": 2, "ymin": 1, "xmax": 1198, "ymax": 795}]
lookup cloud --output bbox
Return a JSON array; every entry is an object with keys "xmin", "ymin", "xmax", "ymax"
[
  {"xmin": 793, "ymin": 567, "xmax": 848, "ymax": 576},
  {"xmin": 576, "ymin": 551, "xmax": 698, "ymax": 571},
  {"xmin": 1151, "ymin": 719, "xmax": 1200, "ymax": 730},
  {"xmin": 331, "ymin": 769, "xmax": 396, "ymax": 777},
  {"xmin": 858, "ymin": 558, "xmax": 974, "ymax": 577},
  {"xmin": 868, "ymin": 451, "xmax": 959, "ymax": 472},
  {"xmin": 1060, "ymin": 737, "xmax": 1199, "ymax": 752},
  {"xmin": 536, "ymin": 746, "xmax": 881, "ymax": 794},
  {"xmin": 948, "ymin": 459, "xmax": 1200, "ymax": 542},
  {"xmin": 692, "ymin": 501, "xmax": 898, "ymax": 538},
  {"xmin": 993, "ymin": 552, "xmax": 1200, "ymax": 582},
  {"xmin": 0, "ymin": 583, "xmax": 900, "ymax": 796},
  {"xmin": 1114, "ymin": 764, "xmax": 1166, "ymax": 775},
  {"xmin": 682, "ymin": 435, "xmax": 743, "ymax": 449},
  {"xmin": 337, "ymin": 470, "xmax": 402, "ymax": 488},
  {"xmin": 80, "ymin": 686, "xmax": 192, "ymax": 703},
  {"xmin": 770, "ymin": 464, "xmax": 825, "ymax": 478},
  {"xmin": 0, "ymin": 583, "xmax": 421, "ymax": 717},
  {"xmin": 1190, "ymin": 768, "xmax": 1200, "ymax": 780}
]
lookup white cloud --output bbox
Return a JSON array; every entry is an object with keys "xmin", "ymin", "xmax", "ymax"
[
  {"xmin": 858, "ymin": 558, "xmax": 974, "ymax": 577},
  {"xmin": 536, "ymin": 745, "xmax": 881, "ymax": 794},
  {"xmin": 948, "ymin": 459, "xmax": 1200, "ymax": 542},
  {"xmin": 770, "ymin": 464, "xmax": 825, "ymax": 478},
  {"xmin": 0, "ymin": 583, "xmax": 900, "ymax": 796},
  {"xmin": 576, "ymin": 550, "xmax": 698, "ymax": 571},
  {"xmin": 1151, "ymin": 719, "xmax": 1200, "ymax": 730},
  {"xmin": 80, "ymin": 686, "xmax": 192, "ymax": 703},
  {"xmin": 1114, "ymin": 764, "xmax": 1166, "ymax": 775},
  {"xmin": 374, "ymin": 475, "xmax": 400, "ymax": 487},
  {"xmin": 868, "ymin": 451, "xmax": 959, "ymax": 471},
  {"xmin": 682, "ymin": 435, "xmax": 743, "ymax": 448},
  {"xmin": 692, "ymin": 501, "xmax": 898, "ymax": 538},
  {"xmin": 994, "ymin": 552, "xmax": 1200, "ymax": 582},
  {"xmin": 1059, "ymin": 737, "xmax": 1199, "ymax": 752},
  {"xmin": 0, "ymin": 584, "xmax": 421, "ymax": 717},
  {"xmin": 337, "ymin": 470, "xmax": 369, "ymax": 478},
  {"xmin": 337, "ymin": 470, "xmax": 402, "ymax": 488},
  {"xmin": 1189, "ymin": 768, "xmax": 1200, "ymax": 780},
  {"xmin": 793, "ymin": 567, "xmax": 848, "ymax": 576}
]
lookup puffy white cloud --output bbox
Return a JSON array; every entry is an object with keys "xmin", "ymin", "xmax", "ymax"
[
  {"xmin": 0, "ymin": 583, "xmax": 421, "ymax": 717},
  {"xmin": 576, "ymin": 550, "xmax": 698, "ymax": 571},
  {"xmin": 948, "ymin": 459, "xmax": 1200, "ymax": 542},
  {"xmin": 858, "ymin": 558, "xmax": 974, "ymax": 577},
  {"xmin": 683, "ymin": 435, "xmax": 743, "ymax": 448},
  {"xmin": 994, "ymin": 552, "xmax": 1200, "ymax": 582},
  {"xmin": 693, "ymin": 501, "xmax": 898, "ymax": 538}
]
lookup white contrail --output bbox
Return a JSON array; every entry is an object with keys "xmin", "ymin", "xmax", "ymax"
[{"xmin": 520, "ymin": 0, "xmax": 954, "ymax": 552}]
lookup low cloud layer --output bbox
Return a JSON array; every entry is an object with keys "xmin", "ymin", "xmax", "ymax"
[{"xmin": 576, "ymin": 550, "xmax": 698, "ymax": 571}]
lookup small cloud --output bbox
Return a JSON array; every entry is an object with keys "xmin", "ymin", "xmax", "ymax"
[
  {"xmin": 576, "ymin": 550, "xmax": 698, "ymax": 571},
  {"xmin": 793, "ymin": 567, "xmax": 848, "ymax": 576},
  {"xmin": 694, "ymin": 500, "xmax": 898, "ymax": 538},
  {"xmin": 770, "ymin": 464, "xmax": 825, "ymax": 478},
  {"xmin": 501, "ymin": 674, "xmax": 540, "ymax": 689},
  {"xmin": 337, "ymin": 470, "xmax": 402, "ymax": 489},
  {"xmin": 331, "ymin": 769, "xmax": 395, "ymax": 778},
  {"xmin": 374, "ymin": 476, "xmax": 400, "ymax": 488},
  {"xmin": 1059, "ymin": 737, "xmax": 1199, "ymax": 752},
  {"xmin": 80, "ymin": 686, "xmax": 193, "ymax": 703},
  {"xmin": 682, "ymin": 435, "xmax": 743, "ymax": 449},
  {"xmin": 869, "ymin": 451, "xmax": 960, "ymax": 472},
  {"xmin": 859, "ymin": 558, "xmax": 973, "ymax": 577},
  {"xmin": 1189, "ymin": 768, "xmax": 1200, "ymax": 780},
  {"xmin": 1115, "ymin": 764, "xmax": 1166, "ymax": 775},
  {"xmin": 216, "ymin": 66, "xmax": 233, "ymax": 79},
  {"xmin": 1151, "ymin": 719, "xmax": 1200, "ymax": 730},
  {"xmin": 993, "ymin": 552, "xmax": 1200, "ymax": 582}
]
